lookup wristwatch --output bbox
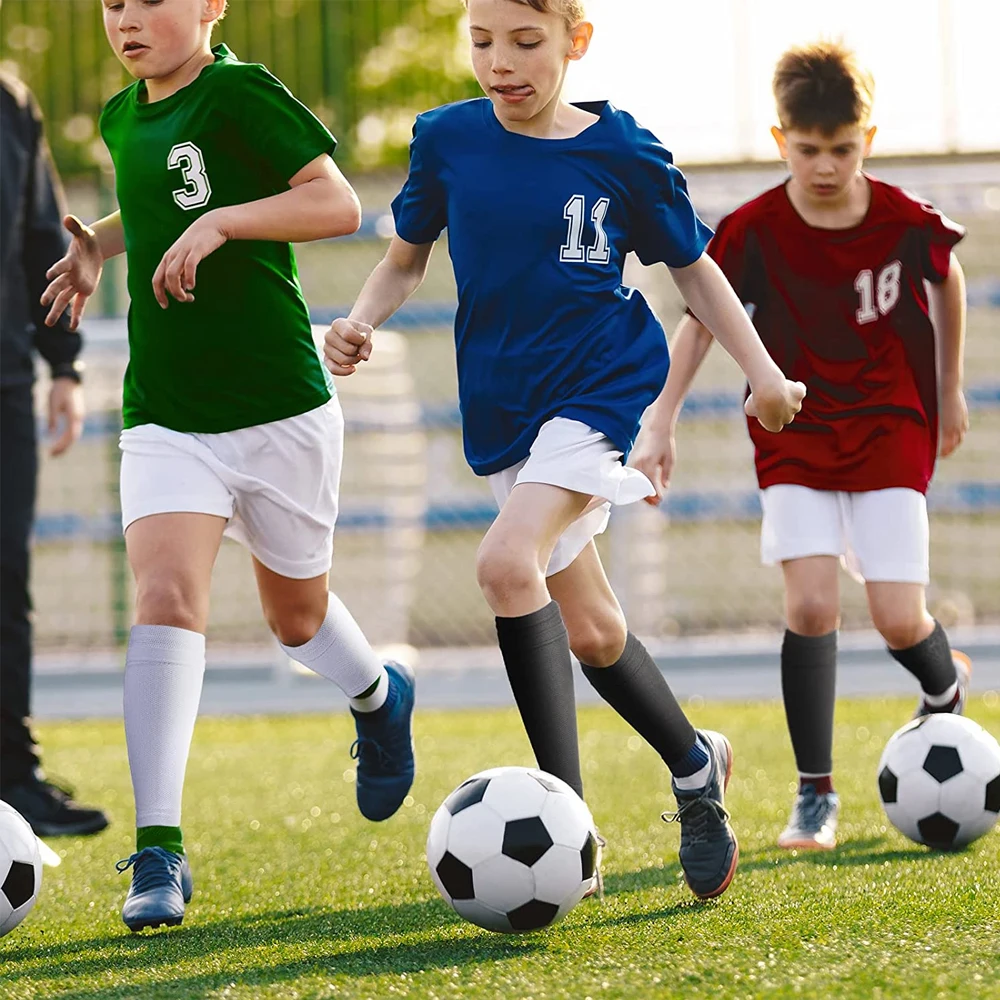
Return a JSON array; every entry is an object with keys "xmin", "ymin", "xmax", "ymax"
[{"xmin": 50, "ymin": 360, "xmax": 84, "ymax": 384}]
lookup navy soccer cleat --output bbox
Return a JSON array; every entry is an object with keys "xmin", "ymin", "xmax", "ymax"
[
  {"xmin": 778, "ymin": 785, "xmax": 840, "ymax": 850},
  {"xmin": 351, "ymin": 661, "xmax": 416, "ymax": 822},
  {"xmin": 663, "ymin": 730, "xmax": 739, "ymax": 900},
  {"xmin": 117, "ymin": 846, "xmax": 192, "ymax": 932}
]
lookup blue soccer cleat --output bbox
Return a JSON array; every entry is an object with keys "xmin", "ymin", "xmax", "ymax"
[
  {"xmin": 663, "ymin": 730, "xmax": 739, "ymax": 900},
  {"xmin": 117, "ymin": 846, "xmax": 193, "ymax": 932},
  {"xmin": 778, "ymin": 785, "xmax": 840, "ymax": 850},
  {"xmin": 351, "ymin": 661, "xmax": 416, "ymax": 821}
]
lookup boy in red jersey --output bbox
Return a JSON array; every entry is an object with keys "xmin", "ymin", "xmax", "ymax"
[{"xmin": 630, "ymin": 41, "xmax": 970, "ymax": 850}]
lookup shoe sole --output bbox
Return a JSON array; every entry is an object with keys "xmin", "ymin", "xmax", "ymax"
[
  {"xmin": 29, "ymin": 817, "xmax": 110, "ymax": 838},
  {"xmin": 777, "ymin": 834, "xmax": 837, "ymax": 851},
  {"xmin": 688, "ymin": 735, "xmax": 740, "ymax": 901},
  {"xmin": 125, "ymin": 914, "xmax": 184, "ymax": 932}
]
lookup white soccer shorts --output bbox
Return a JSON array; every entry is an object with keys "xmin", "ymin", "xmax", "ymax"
[
  {"xmin": 487, "ymin": 417, "xmax": 654, "ymax": 576},
  {"xmin": 119, "ymin": 397, "xmax": 344, "ymax": 580},
  {"xmin": 759, "ymin": 484, "xmax": 930, "ymax": 584}
]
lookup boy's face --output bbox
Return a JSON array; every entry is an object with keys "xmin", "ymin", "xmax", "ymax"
[
  {"xmin": 466, "ymin": 0, "xmax": 592, "ymax": 125},
  {"xmin": 773, "ymin": 123, "xmax": 876, "ymax": 201},
  {"xmin": 102, "ymin": 0, "xmax": 222, "ymax": 80}
]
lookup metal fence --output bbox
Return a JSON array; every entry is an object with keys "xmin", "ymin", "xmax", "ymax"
[{"xmin": 27, "ymin": 159, "xmax": 1000, "ymax": 653}]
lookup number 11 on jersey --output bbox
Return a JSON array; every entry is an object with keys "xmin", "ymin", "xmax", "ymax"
[{"xmin": 560, "ymin": 194, "xmax": 611, "ymax": 264}]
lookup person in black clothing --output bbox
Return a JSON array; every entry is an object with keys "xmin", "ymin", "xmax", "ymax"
[{"xmin": 1, "ymin": 70, "xmax": 108, "ymax": 836}]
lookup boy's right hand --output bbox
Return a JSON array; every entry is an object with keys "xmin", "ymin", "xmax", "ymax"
[
  {"xmin": 745, "ymin": 375, "xmax": 806, "ymax": 432},
  {"xmin": 40, "ymin": 215, "xmax": 103, "ymax": 331},
  {"xmin": 324, "ymin": 318, "xmax": 373, "ymax": 376},
  {"xmin": 628, "ymin": 423, "xmax": 677, "ymax": 506}
]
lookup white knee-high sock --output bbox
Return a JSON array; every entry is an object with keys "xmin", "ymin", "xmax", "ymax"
[
  {"xmin": 123, "ymin": 625, "xmax": 206, "ymax": 829},
  {"xmin": 280, "ymin": 592, "xmax": 388, "ymax": 712}
]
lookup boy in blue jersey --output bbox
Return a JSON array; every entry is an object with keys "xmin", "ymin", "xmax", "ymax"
[
  {"xmin": 327, "ymin": 0, "xmax": 804, "ymax": 900},
  {"xmin": 40, "ymin": 0, "xmax": 416, "ymax": 931}
]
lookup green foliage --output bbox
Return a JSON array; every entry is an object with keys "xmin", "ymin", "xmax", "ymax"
[
  {"xmin": 3, "ymin": 698, "xmax": 999, "ymax": 999},
  {"xmin": 0, "ymin": 0, "xmax": 477, "ymax": 178}
]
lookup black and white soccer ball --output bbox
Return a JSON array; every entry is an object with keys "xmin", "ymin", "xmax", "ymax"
[
  {"xmin": 877, "ymin": 714, "xmax": 1000, "ymax": 850},
  {"xmin": 0, "ymin": 801, "xmax": 42, "ymax": 937},
  {"xmin": 426, "ymin": 766, "xmax": 597, "ymax": 933}
]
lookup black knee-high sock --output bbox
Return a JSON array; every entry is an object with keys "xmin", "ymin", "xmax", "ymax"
[
  {"xmin": 887, "ymin": 620, "xmax": 957, "ymax": 696},
  {"xmin": 495, "ymin": 602, "xmax": 583, "ymax": 797},
  {"xmin": 781, "ymin": 629, "xmax": 838, "ymax": 776},
  {"xmin": 580, "ymin": 632, "xmax": 700, "ymax": 772}
]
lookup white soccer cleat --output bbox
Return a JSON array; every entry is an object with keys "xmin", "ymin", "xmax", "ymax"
[{"xmin": 778, "ymin": 786, "xmax": 840, "ymax": 851}]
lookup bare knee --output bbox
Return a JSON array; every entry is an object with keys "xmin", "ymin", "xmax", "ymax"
[
  {"xmin": 874, "ymin": 613, "xmax": 932, "ymax": 651},
  {"xmin": 266, "ymin": 601, "xmax": 328, "ymax": 648},
  {"xmin": 476, "ymin": 538, "xmax": 542, "ymax": 609},
  {"xmin": 786, "ymin": 592, "xmax": 840, "ymax": 637},
  {"xmin": 134, "ymin": 576, "xmax": 206, "ymax": 633},
  {"xmin": 568, "ymin": 615, "xmax": 627, "ymax": 668}
]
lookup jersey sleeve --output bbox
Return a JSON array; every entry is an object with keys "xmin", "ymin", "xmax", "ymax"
[
  {"xmin": 916, "ymin": 199, "xmax": 965, "ymax": 284},
  {"xmin": 629, "ymin": 136, "xmax": 713, "ymax": 268},
  {"xmin": 390, "ymin": 115, "xmax": 447, "ymax": 245},
  {"xmin": 683, "ymin": 209, "xmax": 757, "ymax": 323},
  {"xmin": 230, "ymin": 65, "xmax": 336, "ymax": 183}
]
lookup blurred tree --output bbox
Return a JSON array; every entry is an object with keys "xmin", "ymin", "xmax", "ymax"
[
  {"xmin": 0, "ymin": 0, "xmax": 477, "ymax": 179},
  {"xmin": 352, "ymin": 0, "xmax": 479, "ymax": 168}
]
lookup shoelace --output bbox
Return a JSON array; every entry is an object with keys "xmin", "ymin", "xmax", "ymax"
[
  {"xmin": 794, "ymin": 789, "xmax": 834, "ymax": 832},
  {"xmin": 661, "ymin": 794, "xmax": 730, "ymax": 845},
  {"xmin": 115, "ymin": 850, "xmax": 182, "ymax": 894},
  {"xmin": 350, "ymin": 737, "xmax": 395, "ymax": 775}
]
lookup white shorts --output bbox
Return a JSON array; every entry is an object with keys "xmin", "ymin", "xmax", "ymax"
[
  {"xmin": 119, "ymin": 398, "xmax": 344, "ymax": 580},
  {"xmin": 759, "ymin": 484, "xmax": 929, "ymax": 584},
  {"xmin": 487, "ymin": 417, "xmax": 654, "ymax": 576}
]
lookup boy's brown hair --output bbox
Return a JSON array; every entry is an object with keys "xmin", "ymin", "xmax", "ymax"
[
  {"xmin": 773, "ymin": 41, "xmax": 874, "ymax": 134},
  {"xmin": 462, "ymin": 0, "xmax": 586, "ymax": 29}
]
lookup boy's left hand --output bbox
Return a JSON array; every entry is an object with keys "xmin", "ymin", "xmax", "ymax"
[
  {"xmin": 745, "ymin": 374, "xmax": 806, "ymax": 432},
  {"xmin": 939, "ymin": 387, "xmax": 969, "ymax": 457},
  {"xmin": 152, "ymin": 214, "xmax": 227, "ymax": 308}
]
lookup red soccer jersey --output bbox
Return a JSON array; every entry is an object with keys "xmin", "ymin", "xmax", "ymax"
[{"xmin": 701, "ymin": 176, "xmax": 965, "ymax": 493}]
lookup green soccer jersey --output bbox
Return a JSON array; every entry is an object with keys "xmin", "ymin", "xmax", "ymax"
[{"xmin": 100, "ymin": 44, "xmax": 335, "ymax": 433}]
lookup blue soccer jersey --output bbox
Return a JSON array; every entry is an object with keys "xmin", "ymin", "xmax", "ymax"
[{"xmin": 391, "ymin": 98, "xmax": 712, "ymax": 476}]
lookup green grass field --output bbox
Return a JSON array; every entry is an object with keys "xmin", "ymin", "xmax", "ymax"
[{"xmin": 3, "ymin": 698, "xmax": 999, "ymax": 1000}]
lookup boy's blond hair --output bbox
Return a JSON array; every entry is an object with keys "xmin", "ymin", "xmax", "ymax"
[
  {"xmin": 773, "ymin": 41, "xmax": 874, "ymax": 135},
  {"xmin": 462, "ymin": 0, "xmax": 586, "ymax": 30}
]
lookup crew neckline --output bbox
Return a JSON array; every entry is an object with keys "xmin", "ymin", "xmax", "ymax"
[
  {"xmin": 482, "ymin": 97, "xmax": 610, "ymax": 148},
  {"xmin": 780, "ymin": 173, "xmax": 877, "ymax": 233},
  {"xmin": 131, "ymin": 43, "xmax": 231, "ymax": 114}
]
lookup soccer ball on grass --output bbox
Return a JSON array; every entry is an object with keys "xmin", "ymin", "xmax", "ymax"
[
  {"xmin": 426, "ymin": 766, "xmax": 597, "ymax": 933},
  {"xmin": 877, "ymin": 713, "xmax": 1000, "ymax": 850}
]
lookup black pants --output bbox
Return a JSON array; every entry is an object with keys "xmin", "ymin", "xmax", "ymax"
[{"xmin": 1, "ymin": 383, "xmax": 40, "ymax": 788}]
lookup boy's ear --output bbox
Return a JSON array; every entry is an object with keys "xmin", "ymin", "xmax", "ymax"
[
  {"xmin": 771, "ymin": 125, "xmax": 788, "ymax": 160},
  {"xmin": 863, "ymin": 125, "xmax": 877, "ymax": 156},
  {"xmin": 204, "ymin": 0, "xmax": 227, "ymax": 23},
  {"xmin": 566, "ymin": 21, "xmax": 594, "ymax": 61}
]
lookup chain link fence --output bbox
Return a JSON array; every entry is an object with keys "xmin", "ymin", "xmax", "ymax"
[{"xmin": 28, "ymin": 160, "xmax": 1000, "ymax": 653}]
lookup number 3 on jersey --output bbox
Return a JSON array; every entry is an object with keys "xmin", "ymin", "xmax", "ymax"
[
  {"xmin": 168, "ymin": 142, "xmax": 212, "ymax": 210},
  {"xmin": 560, "ymin": 194, "xmax": 611, "ymax": 264},
  {"xmin": 854, "ymin": 260, "xmax": 902, "ymax": 324}
]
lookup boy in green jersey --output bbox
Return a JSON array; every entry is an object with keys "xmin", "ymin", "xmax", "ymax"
[{"xmin": 41, "ymin": 0, "xmax": 417, "ymax": 932}]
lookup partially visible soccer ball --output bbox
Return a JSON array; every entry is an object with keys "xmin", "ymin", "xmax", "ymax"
[
  {"xmin": 877, "ymin": 714, "xmax": 1000, "ymax": 850},
  {"xmin": 426, "ymin": 767, "xmax": 597, "ymax": 933},
  {"xmin": 0, "ymin": 801, "xmax": 42, "ymax": 937}
]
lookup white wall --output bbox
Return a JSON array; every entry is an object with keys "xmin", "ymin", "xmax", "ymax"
[{"xmin": 564, "ymin": 0, "xmax": 1000, "ymax": 161}]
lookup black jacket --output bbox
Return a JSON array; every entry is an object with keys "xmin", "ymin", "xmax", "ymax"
[{"xmin": 1, "ymin": 71, "xmax": 82, "ymax": 387}]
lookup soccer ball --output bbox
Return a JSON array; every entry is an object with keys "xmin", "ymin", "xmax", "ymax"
[
  {"xmin": 877, "ymin": 714, "xmax": 1000, "ymax": 850},
  {"xmin": 0, "ymin": 801, "xmax": 43, "ymax": 937},
  {"xmin": 426, "ymin": 766, "xmax": 597, "ymax": 933}
]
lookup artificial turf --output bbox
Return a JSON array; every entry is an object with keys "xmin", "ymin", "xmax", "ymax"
[{"xmin": 2, "ymin": 696, "xmax": 999, "ymax": 1000}]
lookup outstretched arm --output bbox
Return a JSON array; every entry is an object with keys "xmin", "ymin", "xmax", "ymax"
[
  {"xmin": 323, "ymin": 235, "xmax": 435, "ymax": 376},
  {"xmin": 669, "ymin": 253, "xmax": 805, "ymax": 431},
  {"xmin": 152, "ymin": 154, "xmax": 361, "ymax": 308},
  {"xmin": 628, "ymin": 314, "xmax": 715, "ymax": 503},
  {"xmin": 930, "ymin": 253, "xmax": 968, "ymax": 457}
]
